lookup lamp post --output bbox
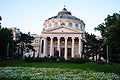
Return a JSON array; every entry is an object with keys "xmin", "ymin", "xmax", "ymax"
[
  {"xmin": 106, "ymin": 45, "xmax": 109, "ymax": 63},
  {"xmin": 105, "ymin": 37, "xmax": 109, "ymax": 64}
]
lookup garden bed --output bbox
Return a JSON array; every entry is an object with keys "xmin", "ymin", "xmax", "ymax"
[{"xmin": 0, "ymin": 67, "xmax": 120, "ymax": 80}]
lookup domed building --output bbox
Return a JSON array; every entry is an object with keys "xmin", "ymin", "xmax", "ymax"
[{"xmin": 37, "ymin": 8, "xmax": 85, "ymax": 60}]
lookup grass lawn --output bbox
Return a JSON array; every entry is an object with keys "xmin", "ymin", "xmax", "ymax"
[{"xmin": 0, "ymin": 60, "xmax": 120, "ymax": 80}]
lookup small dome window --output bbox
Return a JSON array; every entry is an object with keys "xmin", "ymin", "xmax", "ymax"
[
  {"xmin": 75, "ymin": 23, "xmax": 79, "ymax": 28},
  {"xmin": 61, "ymin": 22, "xmax": 65, "ymax": 26},
  {"xmin": 54, "ymin": 22, "xmax": 58, "ymax": 26},
  {"xmin": 48, "ymin": 23, "xmax": 51, "ymax": 27},
  {"xmin": 68, "ymin": 23, "xmax": 72, "ymax": 27},
  {"xmin": 35, "ymin": 40, "xmax": 39, "ymax": 43}
]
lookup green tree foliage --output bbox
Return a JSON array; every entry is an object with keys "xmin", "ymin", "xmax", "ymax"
[
  {"xmin": 82, "ymin": 33, "xmax": 104, "ymax": 62},
  {"xmin": 0, "ymin": 16, "xmax": 2, "ymax": 20},
  {"xmin": 0, "ymin": 27, "xmax": 14, "ymax": 59},
  {"xmin": 95, "ymin": 12, "xmax": 120, "ymax": 63},
  {"xmin": 0, "ymin": 16, "xmax": 2, "ymax": 28},
  {"xmin": 15, "ymin": 32, "xmax": 34, "ymax": 58}
]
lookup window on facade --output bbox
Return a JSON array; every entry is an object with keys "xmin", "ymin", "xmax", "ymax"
[
  {"xmin": 75, "ymin": 23, "xmax": 79, "ymax": 28},
  {"xmin": 68, "ymin": 23, "xmax": 72, "ymax": 27},
  {"xmin": 61, "ymin": 22, "xmax": 65, "ymax": 26},
  {"xmin": 35, "ymin": 40, "xmax": 39, "ymax": 43},
  {"xmin": 54, "ymin": 22, "xmax": 58, "ymax": 27},
  {"xmin": 48, "ymin": 23, "xmax": 51, "ymax": 27}
]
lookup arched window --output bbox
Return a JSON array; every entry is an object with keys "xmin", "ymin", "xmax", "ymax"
[
  {"xmin": 48, "ymin": 23, "xmax": 51, "ymax": 27},
  {"xmin": 54, "ymin": 22, "xmax": 58, "ymax": 27},
  {"xmin": 68, "ymin": 22, "xmax": 72, "ymax": 27},
  {"xmin": 35, "ymin": 40, "xmax": 39, "ymax": 43},
  {"xmin": 75, "ymin": 23, "xmax": 79, "ymax": 28},
  {"xmin": 61, "ymin": 22, "xmax": 65, "ymax": 26}
]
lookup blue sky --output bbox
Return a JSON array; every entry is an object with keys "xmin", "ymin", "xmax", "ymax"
[{"xmin": 1, "ymin": 0, "xmax": 120, "ymax": 36}]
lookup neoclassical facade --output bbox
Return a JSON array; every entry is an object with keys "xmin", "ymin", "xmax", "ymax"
[{"xmin": 33, "ymin": 8, "xmax": 85, "ymax": 60}]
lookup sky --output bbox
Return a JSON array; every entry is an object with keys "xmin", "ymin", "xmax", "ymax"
[{"xmin": 0, "ymin": 0, "xmax": 120, "ymax": 36}]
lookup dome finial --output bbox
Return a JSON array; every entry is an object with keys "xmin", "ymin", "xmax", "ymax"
[
  {"xmin": 64, "ymin": 5, "xmax": 66, "ymax": 8},
  {"xmin": 63, "ymin": 4, "xmax": 67, "ymax": 11}
]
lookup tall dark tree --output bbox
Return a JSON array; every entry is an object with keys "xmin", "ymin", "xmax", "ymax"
[
  {"xmin": 0, "ymin": 28, "xmax": 14, "ymax": 59},
  {"xmin": 82, "ymin": 33, "xmax": 104, "ymax": 62},
  {"xmin": 0, "ymin": 17, "xmax": 15, "ymax": 59},
  {"xmin": 95, "ymin": 12, "xmax": 120, "ymax": 63},
  {"xmin": 0, "ymin": 16, "xmax": 1, "ymax": 20},
  {"xmin": 0, "ymin": 16, "xmax": 2, "ymax": 28},
  {"xmin": 15, "ymin": 32, "xmax": 34, "ymax": 58}
]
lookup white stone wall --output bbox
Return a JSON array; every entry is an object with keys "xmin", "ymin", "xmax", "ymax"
[{"xmin": 43, "ymin": 19, "xmax": 85, "ymax": 32}]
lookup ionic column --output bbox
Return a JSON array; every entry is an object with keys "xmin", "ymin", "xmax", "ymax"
[
  {"xmin": 38, "ymin": 38, "xmax": 42, "ymax": 57},
  {"xmin": 50, "ymin": 37, "xmax": 54, "ymax": 57},
  {"xmin": 72, "ymin": 37, "xmax": 75, "ymax": 58},
  {"xmin": 78, "ymin": 37, "xmax": 82, "ymax": 58},
  {"xmin": 57, "ymin": 37, "xmax": 60, "ymax": 57},
  {"xmin": 64, "ymin": 37, "xmax": 68, "ymax": 60},
  {"xmin": 43, "ymin": 37, "xmax": 47, "ymax": 57}
]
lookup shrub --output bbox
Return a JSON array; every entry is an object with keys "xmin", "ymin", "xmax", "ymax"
[
  {"xmin": 66, "ymin": 58, "xmax": 92, "ymax": 64},
  {"xmin": 24, "ymin": 56, "xmax": 92, "ymax": 64}
]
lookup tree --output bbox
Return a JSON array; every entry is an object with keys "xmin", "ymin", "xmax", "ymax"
[
  {"xmin": 82, "ymin": 33, "xmax": 104, "ymax": 62},
  {"xmin": 0, "ymin": 16, "xmax": 2, "ymax": 28},
  {"xmin": 0, "ymin": 27, "xmax": 14, "ymax": 59},
  {"xmin": 15, "ymin": 32, "xmax": 34, "ymax": 58},
  {"xmin": 95, "ymin": 12, "xmax": 120, "ymax": 63},
  {"xmin": 0, "ymin": 16, "xmax": 2, "ymax": 20}
]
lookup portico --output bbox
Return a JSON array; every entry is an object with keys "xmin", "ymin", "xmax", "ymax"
[{"xmin": 39, "ymin": 33, "xmax": 82, "ymax": 60}]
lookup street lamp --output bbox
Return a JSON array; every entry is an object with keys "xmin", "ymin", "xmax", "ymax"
[
  {"xmin": 104, "ymin": 36, "xmax": 109, "ymax": 64},
  {"xmin": 106, "ymin": 38, "xmax": 109, "ymax": 64}
]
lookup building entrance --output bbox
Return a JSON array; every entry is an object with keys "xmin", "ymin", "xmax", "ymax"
[
  {"xmin": 67, "ymin": 48, "xmax": 71, "ymax": 58},
  {"xmin": 60, "ymin": 48, "xmax": 64, "ymax": 58}
]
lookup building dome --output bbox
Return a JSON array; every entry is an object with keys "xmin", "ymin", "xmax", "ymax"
[
  {"xmin": 43, "ymin": 8, "xmax": 85, "ymax": 31},
  {"xmin": 47, "ymin": 8, "xmax": 80, "ymax": 21},
  {"xmin": 58, "ymin": 8, "xmax": 71, "ymax": 15},
  {"xmin": 48, "ymin": 8, "xmax": 80, "ymax": 20},
  {"xmin": 38, "ymin": 8, "xmax": 86, "ymax": 60}
]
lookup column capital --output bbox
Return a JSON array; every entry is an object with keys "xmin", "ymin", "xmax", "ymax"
[
  {"xmin": 72, "ymin": 37, "xmax": 75, "ymax": 40},
  {"xmin": 43, "ymin": 37, "xmax": 47, "ymax": 39},
  {"xmin": 64, "ymin": 37, "xmax": 68, "ymax": 39},
  {"xmin": 78, "ymin": 36, "xmax": 81, "ymax": 40},
  {"xmin": 50, "ymin": 36, "xmax": 54, "ymax": 39},
  {"xmin": 57, "ymin": 37, "xmax": 61, "ymax": 40}
]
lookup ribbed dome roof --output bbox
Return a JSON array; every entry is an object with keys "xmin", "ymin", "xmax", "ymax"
[
  {"xmin": 47, "ymin": 8, "xmax": 80, "ymax": 21},
  {"xmin": 57, "ymin": 8, "xmax": 71, "ymax": 15}
]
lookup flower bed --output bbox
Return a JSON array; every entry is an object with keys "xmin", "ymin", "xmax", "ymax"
[{"xmin": 0, "ymin": 67, "xmax": 120, "ymax": 80}]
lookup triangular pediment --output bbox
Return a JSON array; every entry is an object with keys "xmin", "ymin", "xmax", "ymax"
[{"xmin": 43, "ymin": 27, "xmax": 80, "ymax": 33}]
